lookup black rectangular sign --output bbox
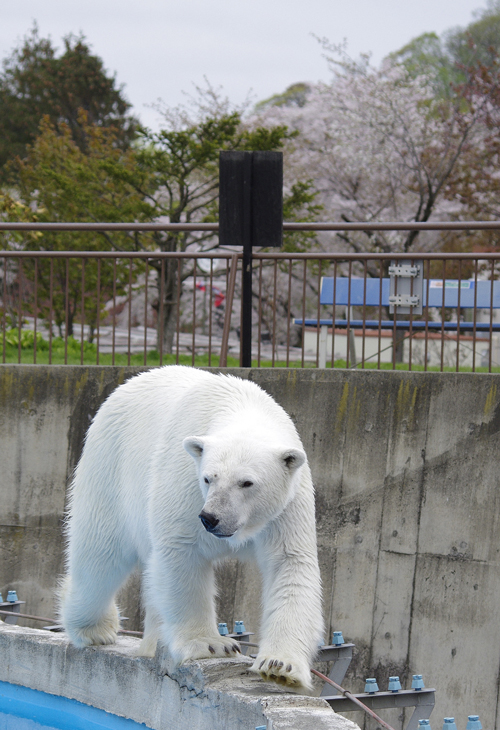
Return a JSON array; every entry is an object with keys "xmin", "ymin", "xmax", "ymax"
[{"xmin": 219, "ymin": 150, "xmax": 283, "ymax": 248}]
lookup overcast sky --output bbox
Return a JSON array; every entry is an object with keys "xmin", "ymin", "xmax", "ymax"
[{"xmin": 1, "ymin": 0, "xmax": 488, "ymax": 130}]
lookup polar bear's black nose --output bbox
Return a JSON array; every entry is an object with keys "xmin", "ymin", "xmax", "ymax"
[{"xmin": 199, "ymin": 511, "xmax": 219, "ymax": 532}]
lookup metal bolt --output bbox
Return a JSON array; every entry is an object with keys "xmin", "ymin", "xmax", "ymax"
[
  {"xmin": 332, "ymin": 631, "xmax": 344, "ymax": 645},
  {"xmin": 443, "ymin": 718, "xmax": 457, "ymax": 730},
  {"xmin": 364, "ymin": 678, "xmax": 379, "ymax": 694},
  {"xmin": 466, "ymin": 716, "xmax": 482, "ymax": 730},
  {"xmin": 218, "ymin": 622, "xmax": 229, "ymax": 636},
  {"xmin": 412, "ymin": 674, "xmax": 425, "ymax": 690},
  {"xmin": 6, "ymin": 591, "xmax": 18, "ymax": 603},
  {"xmin": 418, "ymin": 720, "xmax": 431, "ymax": 730},
  {"xmin": 234, "ymin": 621, "xmax": 246, "ymax": 634},
  {"xmin": 388, "ymin": 676, "xmax": 402, "ymax": 692}
]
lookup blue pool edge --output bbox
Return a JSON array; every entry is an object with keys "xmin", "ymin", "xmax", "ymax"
[{"xmin": 0, "ymin": 680, "xmax": 148, "ymax": 730}]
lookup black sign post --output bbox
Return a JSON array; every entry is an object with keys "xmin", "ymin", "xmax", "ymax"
[{"xmin": 219, "ymin": 151, "xmax": 283, "ymax": 366}]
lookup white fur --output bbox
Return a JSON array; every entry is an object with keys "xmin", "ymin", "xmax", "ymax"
[{"xmin": 60, "ymin": 366, "xmax": 323, "ymax": 693}]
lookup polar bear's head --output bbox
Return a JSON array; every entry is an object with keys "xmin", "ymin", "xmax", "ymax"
[{"xmin": 183, "ymin": 434, "xmax": 306, "ymax": 543}]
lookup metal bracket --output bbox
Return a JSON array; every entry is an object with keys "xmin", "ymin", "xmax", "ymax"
[
  {"xmin": 228, "ymin": 631, "xmax": 254, "ymax": 656},
  {"xmin": 0, "ymin": 600, "xmax": 26, "ymax": 625},
  {"xmin": 389, "ymin": 294, "xmax": 420, "ymax": 307},
  {"xmin": 389, "ymin": 259, "xmax": 423, "ymax": 315},
  {"xmin": 316, "ymin": 639, "xmax": 435, "ymax": 730},
  {"xmin": 323, "ymin": 688, "xmax": 435, "ymax": 730},
  {"xmin": 317, "ymin": 643, "xmax": 355, "ymax": 697},
  {"xmin": 388, "ymin": 265, "xmax": 420, "ymax": 278}
]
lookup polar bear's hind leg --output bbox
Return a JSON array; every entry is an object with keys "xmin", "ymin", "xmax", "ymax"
[
  {"xmin": 71, "ymin": 604, "xmax": 120, "ymax": 648},
  {"xmin": 60, "ymin": 545, "xmax": 137, "ymax": 648},
  {"xmin": 60, "ymin": 575, "xmax": 120, "ymax": 647},
  {"xmin": 137, "ymin": 606, "xmax": 162, "ymax": 657}
]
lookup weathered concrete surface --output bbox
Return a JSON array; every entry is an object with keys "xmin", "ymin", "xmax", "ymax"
[
  {"xmin": 0, "ymin": 365, "xmax": 147, "ymax": 627},
  {"xmin": 0, "ymin": 623, "xmax": 357, "ymax": 730},
  {"xmin": 1, "ymin": 365, "xmax": 500, "ymax": 728}
]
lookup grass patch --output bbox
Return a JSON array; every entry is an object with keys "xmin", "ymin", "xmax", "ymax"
[
  {"xmin": 1, "ymin": 330, "xmax": 499, "ymax": 371},
  {"xmin": 328, "ymin": 358, "xmax": 500, "ymax": 373},
  {"xmin": 1, "ymin": 344, "xmax": 499, "ymax": 372},
  {"xmin": 0, "ymin": 344, "xmax": 242, "ymax": 368}
]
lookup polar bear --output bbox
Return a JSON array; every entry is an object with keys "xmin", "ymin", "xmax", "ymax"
[{"xmin": 60, "ymin": 366, "xmax": 323, "ymax": 692}]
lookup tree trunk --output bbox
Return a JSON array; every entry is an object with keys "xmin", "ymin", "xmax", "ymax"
[
  {"xmin": 386, "ymin": 303, "xmax": 406, "ymax": 364},
  {"xmin": 393, "ymin": 332, "xmax": 405, "ymax": 364},
  {"xmin": 393, "ymin": 315, "xmax": 408, "ymax": 364},
  {"xmin": 155, "ymin": 257, "xmax": 183, "ymax": 355}
]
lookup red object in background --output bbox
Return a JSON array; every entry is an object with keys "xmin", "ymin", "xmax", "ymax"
[{"xmin": 196, "ymin": 283, "xmax": 225, "ymax": 308}]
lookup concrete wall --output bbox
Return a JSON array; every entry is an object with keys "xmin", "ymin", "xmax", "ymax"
[{"xmin": 1, "ymin": 365, "xmax": 500, "ymax": 729}]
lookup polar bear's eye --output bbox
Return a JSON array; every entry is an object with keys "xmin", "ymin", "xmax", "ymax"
[{"xmin": 241, "ymin": 480, "xmax": 253, "ymax": 488}]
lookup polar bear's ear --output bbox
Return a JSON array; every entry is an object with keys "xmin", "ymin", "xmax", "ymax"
[
  {"xmin": 183, "ymin": 437, "xmax": 205, "ymax": 459},
  {"xmin": 281, "ymin": 448, "xmax": 306, "ymax": 473}
]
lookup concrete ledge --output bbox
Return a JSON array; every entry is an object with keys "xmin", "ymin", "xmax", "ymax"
[{"xmin": 0, "ymin": 623, "xmax": 359, "ymax": 730}]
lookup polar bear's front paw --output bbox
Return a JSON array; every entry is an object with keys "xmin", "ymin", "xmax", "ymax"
[
  {"xmin": 176, "ymin": 636, "xmax": 242, "ymax": 662},
  {"xmin": 251, "ymin": 654, "xmax": 312, "ymax": 694}
]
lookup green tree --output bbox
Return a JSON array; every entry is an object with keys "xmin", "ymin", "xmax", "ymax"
[
  {"xmin": 445, "ymin": 2, "xmax": 500, "ymax": 73},
  {"xmin": 389, "ymin": 3, "xmax": 500, "ymax": 95},
  {"xmin": 0, "ymin": 113, "xmax": 153, "ymax": 338},
  {"xmin": 255, "ymin": 83, "xmax": 312, "ymax": 110},
  {"xmin": 0, "ymin": 25, "xmax": 136, "ymax": 175},
  {"xmin": 386, "ymin": 32, "xmax": 456, "ymax": 97}
]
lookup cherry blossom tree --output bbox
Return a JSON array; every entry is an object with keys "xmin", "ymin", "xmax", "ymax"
[{"xmin": 256, "ymin": 43, "xmax": 494, "ymax": 256}]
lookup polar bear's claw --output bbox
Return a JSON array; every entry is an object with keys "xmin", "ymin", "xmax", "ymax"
[
  {"xmin": 252, "ymin": 655, "xmax": 312, "ymax": 693},
  {"xmin": 176, "ymin": 636, "xmax": 242, "ymax": 662}
]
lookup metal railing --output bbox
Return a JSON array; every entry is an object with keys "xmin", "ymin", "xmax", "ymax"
[
  {"xmin": 1, "ymin": 249, "xmax": 239, "ymax": 367},
  {"xmin": 2, "ymin": 221, "xmax": 500, "ymax": 372},
  {"xmin": 253, "ymin": 250, "xmax": 500, "ymax": 372}
]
